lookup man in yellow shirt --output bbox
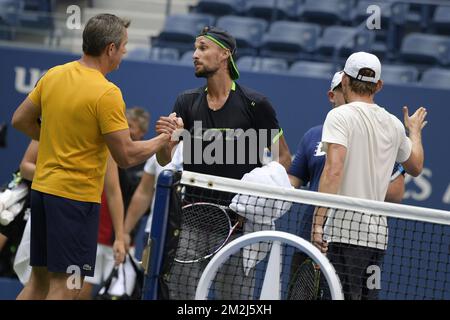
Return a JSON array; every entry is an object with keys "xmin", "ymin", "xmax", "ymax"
[{"xmin": 11, "ymin": 14, "xmax": 178, "ymax": 300}]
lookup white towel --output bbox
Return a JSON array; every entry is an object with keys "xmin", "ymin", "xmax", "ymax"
[
  {"xmin": 229, "ymin": 161, "xmax": 293, "ymax": 275},
  {"xmin": 13, "ymin": 214, "xmax": 32, "ymax": 285},
  {"xmin": 0, "ymin": 200, "xmax": 26, "ymax": 225},
  {"xmin": 0, "ymin": 182, "xmax": 29, "ymax": 226}
]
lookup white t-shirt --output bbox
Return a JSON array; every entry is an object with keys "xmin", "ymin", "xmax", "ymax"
[
  {"xmin": 321, "ymin": 102, "xmax": 412, "ymax": 250},
  {"xmin": 143, "ymin": 155, "xmax": 164, "ymax": 233},
  {"xmin": 143, "ymin": 142, "xmax": 183, "ymax": 233}
]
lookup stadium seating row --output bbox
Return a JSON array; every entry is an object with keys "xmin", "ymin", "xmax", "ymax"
[
  {"xmin": 0, "ymin": 0, "xmax": 53, "ymax": 30},
  {"xmin": 125, "ymin": 46, "xmax": 450, "ymax": 89},
  {"xmin": 191, "ymin": 0, "xmax": 450, "ymax": 32},
  {"xmin": 150, "ymin": 13, "xmax": 450, "ymax": 66}
]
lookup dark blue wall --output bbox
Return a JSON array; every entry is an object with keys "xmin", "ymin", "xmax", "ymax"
[
  {"xmin": 0, "ymin": 44, "xmax": 449, "ymax": 211},
  {"xmin": 0, "ymin": 45, "xmax": 449, "ymax": 300}
]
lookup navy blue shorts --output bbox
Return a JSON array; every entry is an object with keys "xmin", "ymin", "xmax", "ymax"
[{"xmin": 30, "ymin": 190, "xmax": 100, "ymax": 277}]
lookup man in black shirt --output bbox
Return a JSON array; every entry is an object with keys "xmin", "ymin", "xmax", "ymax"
[
  {"xmin": 157, "ymin": 26, "xmax": 291, "ymax": 177},
  {"xmin": 156, "ymin": 26, "xmax": 291, "ymax": 300}
]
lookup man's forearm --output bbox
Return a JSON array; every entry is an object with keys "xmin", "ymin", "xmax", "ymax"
[
  {"xmin": 279, "ymin": 151, "xmax": 292, "ymax": 171},
  {"xmin": 121, "ymin": 134, "xmax": 168, "ymax": 168},
  {"xmin": 156, "ymin": 144, "xmax": 172, "ymax": 167},
  {"xmin": 273, "ymin": 135, "xmax": 291, "ymax": 170},
  {"xmin": 408, "ymin": 131, "xmax": 424, "ymax": 176},
  {"xmin": 124, "ymin": 192, "xmax": 151, "ymax": 234},
  {"xmin": 107, "ymin": 192, "xmax": 125, "ymax": 241},
  {"xmin": 385, "ymin": 175, "xmax": 405, "ymax": 203},
  {"xmin": 315, "ymin": 170, "xmax": 342, "ymax": 227},
  {"xmin": 318, "ymin": 171, "xmax": 342, "ymax": 194}
]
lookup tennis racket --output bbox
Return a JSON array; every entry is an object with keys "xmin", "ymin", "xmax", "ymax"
[
  {"xmin": 288, "ymin": 257, "xmax": 321, "ymax": 300},
  {"xmin": 174, "ymin": 202, "xmax": 241, "ymax": 264}
]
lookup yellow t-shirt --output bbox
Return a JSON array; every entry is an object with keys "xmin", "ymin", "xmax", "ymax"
[{"xmin": 28, "ymin": 61, "xmax": 129, "ymax": 203}]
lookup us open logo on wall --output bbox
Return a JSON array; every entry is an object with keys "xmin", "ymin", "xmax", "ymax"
[{"xmin": 14, "ymin": 67, "xmax": 47, "ymax": 94}]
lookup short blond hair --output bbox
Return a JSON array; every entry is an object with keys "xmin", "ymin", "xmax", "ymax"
[
  {"xmin": 348, "ymin": 68, "xmax": 378, "ymax": 96},
  {"xmin": 126, "ymin": 107, "xmax": 150, "ymax": 133}
]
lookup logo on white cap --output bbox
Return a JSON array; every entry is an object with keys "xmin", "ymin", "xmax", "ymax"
[{"xmin": 343, "ymin": 52, "xmax": 381, "ymax": 83}]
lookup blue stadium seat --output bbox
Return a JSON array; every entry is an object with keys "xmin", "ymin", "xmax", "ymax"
[
  {"xmin": 432, "ymin": 6, "xmax": 450, "ymax": 35},
  {"xmin": 149, "ymin": 47, "xmax": 179, "ymax": 62},
  {"xmin": 23, "ymin": 0, "xmax": 52, "ymax": 11},
  {"xmin": 151, "ymin": 14, "xmax": 215, "ymax": 54},
  {"xmin": 179, "ymin": 50, "xmax": 195, "ymax": 66},
  {"xmin": 420, "ymin": 68, "xmax": 450, "ymax": 89},
  {"xmin": 260, "ymin": 21, "xmax": 321, "ymax": 62},
  {"xmin": 237, "ymin": 56, "xmax": 288, "ymax": 74},
  {"xmin": 19, "ymin": 0, "xmax": 54, "ymax": 29},
  {"xmin": 192, "ymin": 0, "xmax": 244, "ymax": 16},
  {"xmin": 0, "ymin": 22, "xmax": 13, "ymax": 40},
  {"xmin": 125, "ymin": 46, "xmax": 150, "ymax": 61},
  {"xmin": 371, "ymin": 42, "xmax": 388, "ymax": 60},
  {"xmin": 381, "ymin": 64, "xmax": 419, "ymax": 85},
  {"xmin": 400, "ymin": 33, "xmax": 450, "ymax": 66},
  {"xmin": 316, "ymin": 26, "xmax": 375, "ymax": 57},
  {"xmin": 0, "ymin": 0, "xmax": 54, "ymax": 29},
  {"xmin": 243, "ymin": 0, "xmax": 301, "ymax": 21},
  {"xmin": 0, "ymin": 0, "xmax": 20, "ymax": 26},
  {"xmin": 299, "ymin": 0, "xmax": 353, "ymax": 25},
  {"xmin": 216, "ymin": 15, "xmax": 267, "ymax": 57},
  {"xmin": 126, "ymin": 47, "xmax": 181, "ymax": 63},
  {"xmin": 289, "ymin": 61, "xmax": 337, "ymax": 78},
  {"xmin": 237, "ymin": 56, "xmax": 256, "ymax": 70},
  {"xmin": 351, "ymin": 1, "xmax": 419, "ymax": 56}
]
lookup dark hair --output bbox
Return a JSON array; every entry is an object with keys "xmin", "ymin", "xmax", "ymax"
[
  {"xmin": 82, "ymin": 14, "xmax": 130, "ymax": 56},
  {"xmin": 348, "ymin": 68, "xmax": 378, "ymax": 96}
]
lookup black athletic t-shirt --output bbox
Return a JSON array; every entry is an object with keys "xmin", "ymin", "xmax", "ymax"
[{"xmin": 172, "ymin": 82, "xmax": 281, "ymax": 180}]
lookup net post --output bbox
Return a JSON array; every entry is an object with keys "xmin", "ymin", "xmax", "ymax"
[{"xmin": 142, "ymin": 169, "xmax": 177, "ymax": 300}]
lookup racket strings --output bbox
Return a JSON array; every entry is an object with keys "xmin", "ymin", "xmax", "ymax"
[
  {"xmin": 288, "ymin": 260, "xmax": 321, "ymax": 300},
  {"xmin": 175, "ymin": 203, "xmax": 232, "ymax": 263}
]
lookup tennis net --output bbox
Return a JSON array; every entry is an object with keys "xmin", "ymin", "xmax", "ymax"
[{"xmin": 143, "ymin": 170, "xmax": 450, "ymax": 300}]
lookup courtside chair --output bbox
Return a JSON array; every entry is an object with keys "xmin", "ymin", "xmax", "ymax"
[
  {"xmin": 216, "ymin": 15, "xmax": 268, "ymax": 58},
  {"xmin": 400, "ymin": 33, "xmax": 450, "ymax": 66},
  {"xmin": 381, "ymin": 64, "xmax": 419, "ymax": 85},
  {"xmin": 151, "ymin": 14, "xmax": 215, "ymax": 55},
  {"xmin": 260, "ymin": 21, "xmax": 321, "ymax": 62}
]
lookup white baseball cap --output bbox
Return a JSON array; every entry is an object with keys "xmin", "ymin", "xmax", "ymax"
[
  {"xmin": 343, "ymin": 51, "xmax": 381, "ymax": 83},
  {"xmin": 330, "ymin": 71, "xmax": 344, "ymax": 90}
]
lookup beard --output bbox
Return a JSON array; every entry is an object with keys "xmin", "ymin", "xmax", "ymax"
[{"xmin": 194, "ymin": 65, "xmax": 217, "ymax": 78}]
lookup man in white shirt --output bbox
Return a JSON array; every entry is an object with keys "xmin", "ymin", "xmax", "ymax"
[
  {"xmin": 312, "ymin": 52, "xmax": 427, "ymax": 299},
  {"xmin": 124, "ymin": 143, "xmax": 183, "ymax": 248}
]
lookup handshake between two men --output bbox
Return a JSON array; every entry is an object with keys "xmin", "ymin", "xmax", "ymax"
[{"xmin": 155, "ymin": 113, "xmax": 184, "ymax": 166}]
